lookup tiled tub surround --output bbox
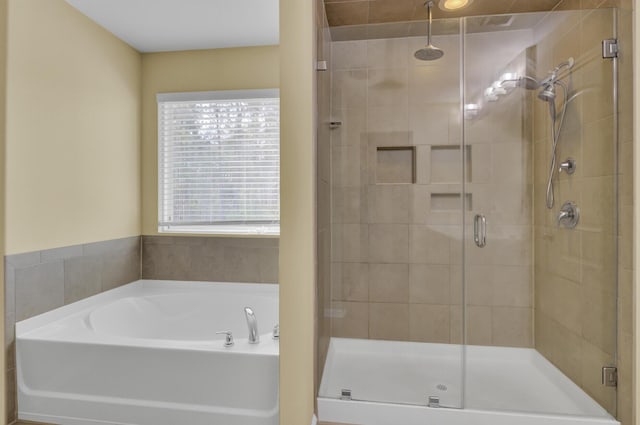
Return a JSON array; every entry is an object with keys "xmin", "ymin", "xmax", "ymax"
[
  {"xmin": 141, "ymin": 235, "xmax": 279, "ymax": 283},
  {"xmin": 5, "ymin": 236, "xmax": 141, "ymax": 424},
  {"xmin": 16, "ymin": 280, "xmax": 279, "ymax": 425},
  {"xmin": 6, "ymin": 234, "xmax": 279, "ymax": 424},
  {"xmin": 329, "ymin": 32, "xmax": 533, "ymax": 347}
]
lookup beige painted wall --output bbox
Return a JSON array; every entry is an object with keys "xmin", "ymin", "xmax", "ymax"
[
  {"xmin": 633, "ymin": 3, "xmax": 639, "ymax": 424},
  {"xmin": 5, "ymin": 0, "xmax": 141, "ymax": 255},
  {"xmin": 0, "ymin": 0, "xmax": 7, "ymax": 421},
  {"xmin": 140, "ymin": 46, "xmax": 279, "ymax": 236},
  {"xmin": 279, "ymin": 0, "xmax": 316, "ymax": 423}
]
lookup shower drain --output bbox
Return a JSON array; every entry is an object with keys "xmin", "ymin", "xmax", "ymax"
[{"xmin": 436, "ymin": 384, "xmax": 448, "ymax": 391}]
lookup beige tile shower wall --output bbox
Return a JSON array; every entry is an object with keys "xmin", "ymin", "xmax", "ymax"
[
  {"xmin": 329, "ymin": 34, "xmax": 533, "ymax": 347},
  {"xmin": 546, "ymin": 2, "xmax": 634, "ymax": 423},
  {"xmin": 532, "ymin": 5, "xmax": 626, "ymax": 417}
]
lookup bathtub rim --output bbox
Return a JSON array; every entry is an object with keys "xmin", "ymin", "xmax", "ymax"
[{"xmin": 16, "ymin": 279, "xmax": 280, "ymax": 355}]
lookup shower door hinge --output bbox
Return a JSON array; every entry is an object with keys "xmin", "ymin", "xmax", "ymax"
[
  {"xmin": 602, "ymin": 39, "xmax": 618, "ymax": 59},
  {"xmin": 602, "ymin": 366, "xmax": 617, "ymax": 387}
]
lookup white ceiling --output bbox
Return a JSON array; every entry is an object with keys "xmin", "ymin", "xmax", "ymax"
[{"xmin": 65, "ymin": 0, "xmax": 279, "ymax": 53}]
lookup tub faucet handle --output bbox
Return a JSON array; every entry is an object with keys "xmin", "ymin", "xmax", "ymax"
[
  {"xmin": 272, "ymin": 324, "xmax": 279, "ymax": 340},
  {"xmin": 215, "ymin": 331, "xmax": 234, "ymax": 347}
]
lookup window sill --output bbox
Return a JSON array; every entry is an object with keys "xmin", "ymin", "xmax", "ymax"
[{"xmin": 158, "ymin": 225, "xmax": 280, "ymax": 237}]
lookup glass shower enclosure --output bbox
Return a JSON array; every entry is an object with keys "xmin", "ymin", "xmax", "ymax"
[{"xmin": 318, "ymin": 6, "xmax": 618, "ymax": 423}]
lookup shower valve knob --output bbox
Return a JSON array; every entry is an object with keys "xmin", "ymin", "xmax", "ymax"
[
  {"xmin": 557, "ymin": 201, "xmax": 580, "ymax": 229},
  {"xmin": 559, "ymin": 158, "xmax": 576, "ymax": 174}
]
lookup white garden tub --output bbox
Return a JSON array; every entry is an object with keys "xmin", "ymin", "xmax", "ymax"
[
  {"xmin": 318, "ymin": 338, "xmax": 619, "ymax": 425},
  {"xmin": 16, "ymin": 280, "xmax": 279, "ymax": 425}
]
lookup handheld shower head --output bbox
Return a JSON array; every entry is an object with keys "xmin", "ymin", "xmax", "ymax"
[
  {"xmin": 538, "ymin": 83, "xmax": 556, "ymax": 102},
  {"xmin": 554, "ymin": 57, "xmax": 575, "ymax": 74}
]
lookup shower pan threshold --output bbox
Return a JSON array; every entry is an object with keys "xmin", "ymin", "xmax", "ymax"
[{"xmin": 318, "ymin": 338, "xmax": 619, "ymax": 425}]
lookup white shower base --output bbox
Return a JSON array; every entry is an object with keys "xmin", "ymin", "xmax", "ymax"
[{"xmin": 318, "ymin": 338, "xmax": 619, "ymax": 425}]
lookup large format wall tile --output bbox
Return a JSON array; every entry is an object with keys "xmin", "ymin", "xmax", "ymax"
[{"xmin": 329, "ymin": 32, "xmax": 533, "ymax": 350}]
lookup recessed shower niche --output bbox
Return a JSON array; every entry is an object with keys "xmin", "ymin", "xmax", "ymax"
[
  {"xmin": 430, "ymin": 145, "xmax": 471, "ymax": 184},
  {"xmin": 375, "ymin": 146, "xmax": 416, "ymax": 184}
]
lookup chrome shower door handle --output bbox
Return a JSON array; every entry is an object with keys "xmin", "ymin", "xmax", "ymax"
[{"xmin": 474, "ymin": 214, "xmax": 487, "ymax": 248}]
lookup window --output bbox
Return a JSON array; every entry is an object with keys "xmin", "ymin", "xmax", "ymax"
[{"xmin": 157, "ymin": 89, "xmax": 280, "ymax": 235}]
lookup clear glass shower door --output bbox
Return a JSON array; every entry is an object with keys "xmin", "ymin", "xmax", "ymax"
[
  {"xmin": 319, "ymin": 16, "xmax": 466, "ymax": 410},
  {"xmin": 462, "ymin": 8, "xmax": 618, "ymax": 417}
]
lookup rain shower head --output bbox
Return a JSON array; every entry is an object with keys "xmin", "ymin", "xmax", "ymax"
[
  {"xmin": 415, "ymin": 45, "xmax": 444, "ymax": 61},
  {"xmin": 414, "ymin": 1, "xmax": 444, "ymax": 61}
]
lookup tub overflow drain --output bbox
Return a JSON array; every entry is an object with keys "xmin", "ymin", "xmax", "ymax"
[{"xmin": 436, "ymin": 384, "xmax": 447, "ymax": 391}]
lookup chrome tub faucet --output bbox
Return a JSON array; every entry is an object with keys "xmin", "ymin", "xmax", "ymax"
[{"xmin": 244, "ymin": 307, "xmax": 260, "ymax": 344}]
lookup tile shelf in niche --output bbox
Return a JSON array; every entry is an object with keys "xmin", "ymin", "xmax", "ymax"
[
  {"xmin": 375, "ymin": 146, "xmax": 416, "ymax": 184},
  {"xmin": 431, "ymin": 193, "xmax": 472, "ymax": 212}
]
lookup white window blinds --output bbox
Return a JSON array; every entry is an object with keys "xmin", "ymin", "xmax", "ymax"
[{"xmin": 157, "ymin": 89, "xmax": 280, "ymax": 235}]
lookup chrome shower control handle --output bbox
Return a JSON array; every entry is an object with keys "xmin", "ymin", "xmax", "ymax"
[
  {"xmin": 557, "ymin": 202, "xmax": 579, "ymax": 228},
  {"xmin": 216, "ymin": 331, "xmax": 234, "ymax": 347},
  {"xmin": 559, "ymin": 158, "xmax": 576, "ymax": 174}
]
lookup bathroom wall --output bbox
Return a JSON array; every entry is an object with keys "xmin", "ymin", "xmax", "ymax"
[
  {"xmin": 532, "ymin": 6, "xmax": 620, "ymax": 415},
  {"xmin": 0, "ymin": 0, "xmax": 7, "ymax": 422},
  {"xmin": 139, "ymin": 46, "xmax": 281, "ymax": 283},
  {"xmin": 4, "ymin": 1, "xmax": 143, "ymax": 422},
  {"xmin": 316, "ymin": 0, "xmax": 333, "ymax": 391},
  {"xmin": 140, "ymin": 45, "xmax": 279, "ymax": 236},
  {"xmin": 329, "ymin": 30, "xmax": 534, "ymax": 347},
  {"xmin": 279, "ymin": 0, "xmax": 317, "ymax": 422},
  {"xmin": 5, "ymin": 0, "xmax": 142, "ymax": 255}
]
